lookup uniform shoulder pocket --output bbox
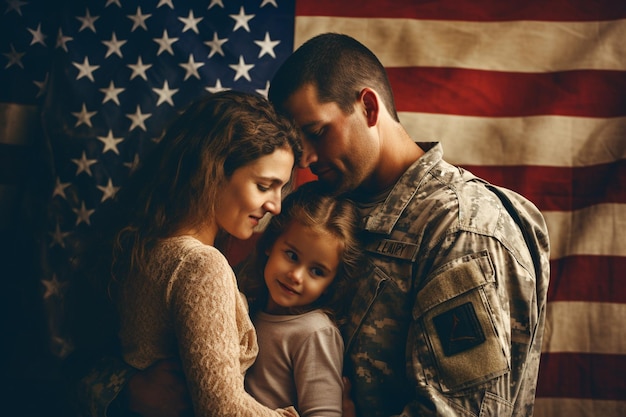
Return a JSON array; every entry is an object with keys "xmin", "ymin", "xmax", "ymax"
[{"xmin": 413, "ymin": 251, "xmax": 510, "ymax": 392}]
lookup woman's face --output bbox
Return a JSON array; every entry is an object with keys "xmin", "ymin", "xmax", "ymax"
[{"xmin": 215, "ymin": 147, "xmax": 295, "ymax": 240}]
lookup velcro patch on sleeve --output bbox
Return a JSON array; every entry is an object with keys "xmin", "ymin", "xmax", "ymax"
[{"xmin": 432, "ymin": 302, "xmax": 486, "ymax": 356}]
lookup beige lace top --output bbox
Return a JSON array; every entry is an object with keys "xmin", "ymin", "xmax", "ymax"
[{"xmin": 117, "ymin": 235, "xmax": 297, "ymax": 417}]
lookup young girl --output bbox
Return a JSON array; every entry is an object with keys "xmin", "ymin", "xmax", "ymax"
[
  {"xmin": 69, "ymin": 91, "xmax": 302, "ymax": 417},
  {"xmin": 238, "ymin": 181, "xmax": 363, "ymax": 417}
]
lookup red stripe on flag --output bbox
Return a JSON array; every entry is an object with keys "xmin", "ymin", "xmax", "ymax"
[
  {"xmin": 295, "ymin": 167, "xmax": 317, "ymax": 186},
  {"xmin": 537, "ymin": 352, "xmax": 626, "ymax": 400},
  {"xmin": 296, "ymin": 0, "xmax": 626, "ymax": 21},
  {"xmin": 388, "ymin": 68, "xmax": 626, "ymax": 118},
  {"xmin": 549, "ymin": 256, "xmax": 626, "ymax": 303},
  {"xmin": 461, "ymin": 160, "xmax": 626, "ymax": 212}
]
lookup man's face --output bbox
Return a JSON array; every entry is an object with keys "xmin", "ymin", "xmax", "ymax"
[{"xmin": 283, "ymin": 84, "xmax": 379, "ymax": 195}]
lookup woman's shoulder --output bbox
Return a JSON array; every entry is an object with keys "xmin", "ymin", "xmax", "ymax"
[
  {"xmin": 155, "ymin": 236, "xmax": 233, "ymax": 281},
  {"xmin": 158, "ymin": 236, "xmax": 227, "ymax": 261},
  {"xmin": 160, "ymin": 237, "xmax": 239, "ymax": 304}
]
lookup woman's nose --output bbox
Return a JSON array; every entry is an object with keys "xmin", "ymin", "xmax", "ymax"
[{"xmin": 263, "ymin": 192, "xmax": 282, "ymax": 215}]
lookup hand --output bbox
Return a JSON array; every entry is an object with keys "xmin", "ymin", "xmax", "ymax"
[
  {"xmin": 122, "ymin": 358, "xmax": 192, "ymax": 417},
  {"xmin": 342, "ymin": 376, "xmax": 357, "ymax": 417}
]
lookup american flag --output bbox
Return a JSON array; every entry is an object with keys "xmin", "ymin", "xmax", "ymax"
[
  {"xmin": 2, "ymin": 0, "xmax": 294, "ymax": 356},
  {"xmin": 2, "ymin": 1, "xmax": 625, "ymax": 416}
]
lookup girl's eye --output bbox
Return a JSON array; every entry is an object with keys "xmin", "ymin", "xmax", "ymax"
[
  {"xmin": 257, "ymin": 184, "xmax": 270, "ymax": 192},
  {"xmin": 285, "ymin": 250, "xmax": 297, "ymax": 261},
  {"xmin": 311, "ymin": 267, "xmax": 325, "ymax": 277}
]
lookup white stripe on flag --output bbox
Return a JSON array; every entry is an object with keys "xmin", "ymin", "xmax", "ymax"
[
  {"xmin": 295, "ymin": 17, "xmax": 626, "ymax": 71},
  {"xmin": 399, "ymin": 113, "xmax": 626, "ymax": 167},
  {"xmin": 543, "ymin": 204, "xmax": 626, "ymax": 259},
  {"xmin": 543, "ymin": 301, "xmax": 626, "ymax": 354}
]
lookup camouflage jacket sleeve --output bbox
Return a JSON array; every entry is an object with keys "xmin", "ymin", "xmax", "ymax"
[{"xmin": 72, "ymin": 356, "xmax": 137, "ymax": 417}]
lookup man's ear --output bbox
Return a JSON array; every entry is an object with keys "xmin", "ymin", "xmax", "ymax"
[{"xmin": 359, "ymin": 88, "xmax": 379, "ymax": 127}]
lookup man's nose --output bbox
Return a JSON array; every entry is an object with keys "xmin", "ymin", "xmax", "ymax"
[{"xmin": 298, "ymin": 140, "xmax": 318, "ymax": 168}]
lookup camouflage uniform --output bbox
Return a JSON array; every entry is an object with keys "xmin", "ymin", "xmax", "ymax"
[{"xmin": 342, "ymin": 142, "xmax": 550, "ymax": 417}]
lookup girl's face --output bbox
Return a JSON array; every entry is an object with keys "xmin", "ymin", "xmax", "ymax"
[
  {"xmin": 263, "ymin": 220, "xmax": 342, "ymax": 314},
  {"xmin": 214, "ymin": 147, "xmax": 294, "ymax": 241}
]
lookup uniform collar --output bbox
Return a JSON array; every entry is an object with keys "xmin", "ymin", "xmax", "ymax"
[{"xmin": 360, "ymin": 142, "xmax": 443, "ymax": 235}]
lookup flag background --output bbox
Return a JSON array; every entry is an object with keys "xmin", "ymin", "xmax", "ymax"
[{"xmin": 1, "ymin": 1, "xmax": 624, "ymax": 416}]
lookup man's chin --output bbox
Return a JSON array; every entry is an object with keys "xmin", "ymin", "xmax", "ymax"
[
  {"xmin": 317, "ymin": 177, "xmax": 349, "ymax": 196},
  {"xmin": 312, "ymin": 169, "xmax": 354, "ymax": 194}
]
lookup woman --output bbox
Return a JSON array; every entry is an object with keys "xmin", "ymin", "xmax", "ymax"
[{"xmin": 69, "ymin": 91, "xmax": 302, "ymax": 417}]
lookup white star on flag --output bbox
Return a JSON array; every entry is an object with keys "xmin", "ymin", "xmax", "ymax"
[
  {"xmin": 73, "ymin": 201, "xmax": 96, "ymax": 226},
  {"xmin": 126, "ymin": 105, "xmax": 151, "ymax": 131},
  {"xmin": 97, "ymin": 130, "xmax": 124, "ymax": 154},
  {"xmin": 3, "ymin": 44, "xmax": 25, "ymax": 69},
  {"xmin": 178, "ymin": 10, "xmax": 203, "ymax": 34},
  {"xmin": 230, "ymin": 6, "xmax": 254, "ymax": 32},
  {"xmin": 71, "ymin": 151, "xmax": 98, "ymax": 176},
  {"xmin": 229, "ymin": 55, "xmax": 254, "ymax": 81},
  {"xmin": 99, "ymin": 81, "xmax": 124, "ymax": 105},
  {"xmin": 72, "ymin": 57, "xmax": 99, "ymax": 81},
  {"xmin": 127, "ymin": 56, "xmax": 152, "ymax": 81},
  {"xmin": 205, "ymin": 32, "xmax": 228, "ymax": 58},
  {"xmin": 153, "ymin": 80, "xmax": 179, "ymax": 106},
  {"xmin": 27, "ymin": 23, "xmax": 47, "ymax": 46},
  {"xmin": 255, "ymin": 32, "xmax": 280, "ymax": 58},
  {"xmin": 179, "ymin": 54, "xmax": 204, "ymax": 81},
  {"xmin": 127, "ymin": 7, "xmax": 151, "ymax": 32},
  {"xmin": 97, "ymin": 178, "xmax": 121, "ymax": 202},
  {"xmin": 154, "ymin": 30, "xmax": 178, "ymax": 56},
  {"xmin": 76, "ymin": 9, "xmax": 99, "ymax": 33},
  {"xmin": 71, "ymin": 103, "xmax": 97, "ymax": 128},
  {"xmin": 102, "ymin": 32, "xmax": 127, "ymax": 58}
]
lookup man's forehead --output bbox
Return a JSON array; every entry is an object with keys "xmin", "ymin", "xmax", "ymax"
[{"xmin": 283, "ymin": 87, "xmax": 323, "ymax": 122}]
